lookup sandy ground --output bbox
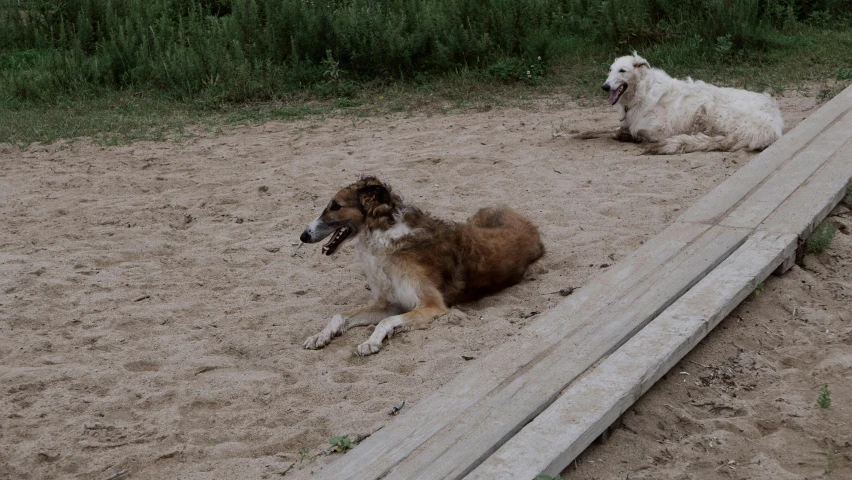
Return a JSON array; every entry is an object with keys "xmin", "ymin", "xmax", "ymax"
[
  {"xmin": 567, "ymin": 198, "xmax": 852, "ymax": 480},
  {"xmin": 0, "ymin": 91, "xmax": 841, "ymax": 480}
]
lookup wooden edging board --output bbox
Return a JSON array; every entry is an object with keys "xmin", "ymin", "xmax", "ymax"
[
  {"xmin": 467, "ymin": 231, "xmax": 797, "ymax": 478},
  {"xmin": 313, "ymin": 84, "xmax": 852, "ymax": 480}
]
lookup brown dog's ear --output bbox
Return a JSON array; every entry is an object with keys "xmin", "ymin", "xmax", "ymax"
[{"xmin": 357, "ymin": 184, "xmax": 393, "ymax": 216}]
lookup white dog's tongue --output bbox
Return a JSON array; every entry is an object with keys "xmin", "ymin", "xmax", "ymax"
[{"xmin": 608, "ymin": 89, "xmax": 620, "ymax": 105}]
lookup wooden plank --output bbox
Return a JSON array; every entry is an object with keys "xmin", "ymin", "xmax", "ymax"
[
  {"xmin": 467, "ymin": 231, "xmax": 797, "ymax": 479},
  {"xmin": 677, "ymin": 84, "xmax": 852, "ymax": 225},
  {"xmin": 758, "ymin": 139, "xmax": 852, "ymax": 238},
  {"xmin": 718, "ymin": 108, "xmax": 852, "ymax": 229},
  {"xmin": 311, "ymin": 222, "xmax": 712, "ymax": 480},
  {"xmin": 379, "ymin": 226, "xmax": 749, "ymax": 480}
]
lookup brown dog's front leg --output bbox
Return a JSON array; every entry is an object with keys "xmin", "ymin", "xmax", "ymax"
[
  {"xmin": 303, "ymin": 300, "xmax": 400, "ymax": 350},
  {"xmin": 356, "ymin": 299, "xmax": 448, "ymax": 356}
]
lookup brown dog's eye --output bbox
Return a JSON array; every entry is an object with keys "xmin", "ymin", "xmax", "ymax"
[
  {"xmin": 329, "ymin": 201, "xmax": 341, "ymax": 211},
  {"xmin": 619, "ymin": 69, "xmax": 626, "ymax": 73}
]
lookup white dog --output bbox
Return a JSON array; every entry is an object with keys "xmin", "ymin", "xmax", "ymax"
[{"xmin": 602, "ymin": 52, "xmax": 783, "ymax": 154}]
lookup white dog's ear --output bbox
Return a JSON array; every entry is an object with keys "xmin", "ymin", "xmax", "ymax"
[{"xmin": 632, "ymin": 52, "xmax": 650, "ymax": 69}]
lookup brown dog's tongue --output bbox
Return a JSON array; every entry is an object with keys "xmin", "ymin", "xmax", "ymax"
[{"xmin": 608, "ymin": 89, "xmax": 620, "ymax": 105}]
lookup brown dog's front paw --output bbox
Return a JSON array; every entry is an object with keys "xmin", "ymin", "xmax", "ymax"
[{"xmin": 356, "ymin": 341, "xmax": 381, "ymax": 356}]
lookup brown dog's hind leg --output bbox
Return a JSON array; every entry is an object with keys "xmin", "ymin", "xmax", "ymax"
[
  {"xmin": 356, "ymin": 293, "xmax": 448, "ymax": 356},
  {"xmin": 303, "ymin": 300, "xmax": 401, "ymax": 350}
]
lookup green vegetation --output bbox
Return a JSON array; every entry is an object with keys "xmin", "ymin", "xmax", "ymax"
[
  {"xmin": 329, "ymin": 434, "xmax": 357, "ymax": 453},
  {"xmin": 807, "ymin": 222, "xmax": 838, "ymax": 254},
  {"xmin": 826, "ymin": 450, "xmax": 836, "ymax": 475},
  {"xmin": 753, "ymin": 282, "xmax": 766, "ymax": 297},
  {"xmin": 298, "ymin": 447, "xmax": 314, "ymax": 463},
  {"xmin": 2, "ymin": 0, "xmax": 852, "ymax": 144},
  {"xmin": 817, "ymin": 384, "xmax": 832, "ymax": 409}
]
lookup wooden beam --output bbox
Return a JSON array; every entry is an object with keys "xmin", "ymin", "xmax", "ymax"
[
  {"xmin": 677, "ymin": 84, "xmax": 852, "ymax": 226},
  {"xmin": 758, "ymin": 139, "xmax": 852, "ymax": 238},
  {"xmin": 467, "ymin": 231, "xmax": 797, "ymax": 479},
  {"xmin": 312, "ymin": 223, "xmax": 749, "ymax": 479},
  {"xmin": 719, "ymin": 109, "xmax": 852, "ymax": 229},
  {"xmin": 311, "ymin": 84, "xmax": 852, "ymax": 480},
  {"xmin": 323, "ymin": 225, "xmax": 748, "ymax": 480}
]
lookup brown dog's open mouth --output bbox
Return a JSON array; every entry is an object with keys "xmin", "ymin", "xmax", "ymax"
[
  {"xmin": 321, "ymin": 226, "xmax": 352, "ymax": 255},
  {"xmin": 608, "ymin": 84, "xmax": 627, "ymax": 105}
]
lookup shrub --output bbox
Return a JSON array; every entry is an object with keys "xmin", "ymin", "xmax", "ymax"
[{"xmin": 2, "ymin": 0, "xmax": 851, "ymax": 103}]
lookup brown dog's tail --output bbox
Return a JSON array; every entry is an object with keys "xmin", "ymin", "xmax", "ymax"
[{"xmin": 468, "ymin": 206, "xmax": 545, "ymax": 263}]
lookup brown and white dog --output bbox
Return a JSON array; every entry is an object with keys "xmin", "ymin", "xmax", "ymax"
[{"xmin": 299, "ymin": 176, "xmax": 545, "ymax": 356}]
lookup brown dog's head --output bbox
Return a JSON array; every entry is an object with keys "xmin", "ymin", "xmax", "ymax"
[{"xmin": 299, "ymin": 176, "xmax": 396, "ymax": 255}]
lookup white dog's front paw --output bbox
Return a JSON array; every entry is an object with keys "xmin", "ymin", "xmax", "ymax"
[
  {"xmin": 303, "ymin": 331, "xmax": 332, "ymax": 350},
  {"xmin": 356, "ymin": 341, "xmax": 382, "ymax": 356}
]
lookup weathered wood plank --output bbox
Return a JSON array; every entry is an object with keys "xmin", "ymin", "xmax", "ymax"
[
  {"xmin": 467, "ymin": 231, "xmax": 797, "ymax": 479},
  {"xmin": 677, "ymin": 84, "xmax": 852, "ymax": 225},
  {"xmin": 718, "ymin": 108, "xmax": 852, "ymax": 229},
  {"xmin": 758, "ymin": 138, "xmax": 852, "ymax": 237},
  {"xmin": 380, "ymin": 226, "xmax": 749, "ymax": 480},
  {"xmin": 312, "ymin": 223, "xmax": 713, "ymax": 480},
  {"xmin": 314, "ymin": 80, "xmax": 852, "ymax": 480}
]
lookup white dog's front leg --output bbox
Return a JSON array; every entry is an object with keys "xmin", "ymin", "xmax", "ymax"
[{"xmin": 357, "ymin": 315, "xmax": 408, "ymax": 356}]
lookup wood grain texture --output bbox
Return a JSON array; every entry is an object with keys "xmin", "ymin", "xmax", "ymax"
[
  {"xmin": 380, "ymin": 226, "xmax": 749, "ymax": 480},
  {"xmin": 312, "ymin": 224, "xmax": 717, "ymax": 480},
  {"xmin": 758, "ymin": 138, "xmax": 852, "ymax": 237},
  {"xmin": 468, "ymin": 231, "xmax": 797, "ymax": 479},
  {"xmin": 719, "ymin": 108, "xmax": 852, "ymax": 229},
  {"xmin": 677, "ymin": 84, "xmax": 852, "ymax": 225}
]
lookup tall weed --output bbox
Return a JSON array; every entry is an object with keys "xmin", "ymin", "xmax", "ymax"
[{"xmin": 1, "ymin": 0, "xmax": 851, "ymax": 103}]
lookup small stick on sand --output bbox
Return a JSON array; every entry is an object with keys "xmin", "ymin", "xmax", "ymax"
[
  {"xmin": 291, "ymin": 243, "xmax": 304, "ymax": 258},
  {"xmin": 542, "ymin": 287, "xmax": 576, "ymax": 296},
  {"xmin": 574, "ymin": 130, "xmax": 613, "ymax": 140},
  {"xmin": 102, "ymin": 470, "xmax": 129, "ymax": 480}
]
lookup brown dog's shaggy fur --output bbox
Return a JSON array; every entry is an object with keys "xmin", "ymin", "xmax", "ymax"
[{"xmin": 299, "ymin": 177, "xmax": 545, "ymax": 356}]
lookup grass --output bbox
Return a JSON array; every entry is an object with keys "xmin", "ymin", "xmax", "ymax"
[
  {"xmin": 806, "ymin": 221, "xmax": 838, "ymax": 255},
  {"xmin": 3, "ymin": 33, "xmax": 852, "ymax": 148},
  {"xmin": 1, "ymin": 3, "xmax": 852, "ymax": 146},
  {"xmin": 753, "ymin": 282, "xmax": 766, "ymax": 297},
  {"xmin": 826, "ymin": 450, "xmax": 836, "ymax": 475},
  {"xmin": 818, "ymin": 384, "xmax": 832, "ymax": 409},
  {"xmin": 329, "ymin": 434, "xmax": 357, "ymax": 453},
  {"xmin": 298, "ymin": 447, "xmax": 314, "ymax": 463}
]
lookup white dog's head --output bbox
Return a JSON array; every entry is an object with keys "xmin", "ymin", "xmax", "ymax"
[{"xmin": 602, "ymin": 52, "xmax": 650, "ymax": 105}]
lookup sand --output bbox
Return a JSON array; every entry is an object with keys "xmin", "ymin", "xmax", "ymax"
[
  {"xmin": 563, "ymin": 206, "xmax": 852, "ymax": 480},
  {"xmin": 565, "ymin": 201, "xmax": 852, "ymax": 480},
  {"xmin": 0, "ymin": 90, "xmax": 843, "ymax": 480}
]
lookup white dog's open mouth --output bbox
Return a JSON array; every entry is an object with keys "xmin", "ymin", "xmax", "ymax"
[
  {"xmin": 608, "ymin": 84, "xmax": 627, "ymax": 105},
  {"xmin": 321, "ymin": 226, "xmax": 352, "ymax": 255}
]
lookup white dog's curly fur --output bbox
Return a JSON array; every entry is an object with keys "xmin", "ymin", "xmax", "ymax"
[{"xmin": 602, "ymin": 52, "xmax": 783, "ymax": 154}]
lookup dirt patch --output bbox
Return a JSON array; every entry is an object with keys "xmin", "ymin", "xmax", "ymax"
[{"xmin": 0, "ymin": 92, "xmax": 829, "ymax": 479}]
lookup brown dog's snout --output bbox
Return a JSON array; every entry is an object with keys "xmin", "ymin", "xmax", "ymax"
[{"xmin": 300, "ymin": 230, "xmax": 312, "ymax": 243}]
